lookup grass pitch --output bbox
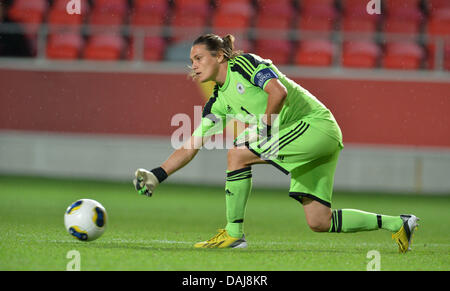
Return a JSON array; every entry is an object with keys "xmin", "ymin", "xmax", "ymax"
[{"xmin": 0, "ymin": 175, "xmax": 449, "ymax": 271}]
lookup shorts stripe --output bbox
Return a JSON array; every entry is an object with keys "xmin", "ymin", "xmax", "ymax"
[
  {"xmin": 262, "ymin": 122, "xmax": 309, "ymax": 158},
  {"xmin": 260, "ymin": 121, "xmax": 305, "ymax": 155}
]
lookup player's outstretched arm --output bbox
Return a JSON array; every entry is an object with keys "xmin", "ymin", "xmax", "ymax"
[{"xmin": 133, "ymin": 135, "xmax": 205, "ymax": 197}]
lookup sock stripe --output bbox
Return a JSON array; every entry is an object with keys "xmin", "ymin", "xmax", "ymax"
[
  {"xmin": 226, "ymin": 175, "xmax": 252, "ymax": 181},
  {"xmin": 227, "ymin": 167, "xmax": 252, "ymax": 181},
  {"xmin": 227, "ymin": 167, "xmax": 252, "ymax": 177},
  {"xmin": 330, "ymin": 211, "xmax": 336, "ymax": 232},
  {"xmin": 330, "ymin": 209, "xmax": 343, "ymax": 233},
  {"xmin": 337, "ymin": 209, "xmax": 342, "ymax": 233},
  {"xmin": 377, "ymin": 214, "xmax": 382, "ymax": 228}
]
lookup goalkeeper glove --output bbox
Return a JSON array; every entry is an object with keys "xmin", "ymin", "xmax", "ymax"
[
  {"xmin": 133, "ymin": 167, "xmax": 168, "ymax": 197},
  {"xmin": 234, "ymin": 122, "xmax": 272, "ymax": 147}
]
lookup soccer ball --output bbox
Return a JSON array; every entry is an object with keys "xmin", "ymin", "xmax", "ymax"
[{"xmin": 64, "ymin": 199, "xmax": 107, "ymax": 241}]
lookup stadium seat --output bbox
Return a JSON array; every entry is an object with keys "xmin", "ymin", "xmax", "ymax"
[
  {"xmin": 171, "ymin": 14, "xmax": 206, "ymax": 41},
  {"xmin": 46, "ymin": 33, "xmax": 84, "ymax": 60},
  {"xmin": 130, "ymin": 0, "xmax": 169, "ymax": 29},
  {"xmin": 299, "ymin": 0, "xmax": 337, "ymax": 31},
  {"xmin": 254, "ymin": 16, "xmax": 291, "ymax": 39},
  {"xmin": 341, "ymin": 0, "xmax": 380, "ymax": 35},
  {"xmin": 294, "ymin": 39, "xmax": 334, "ymax": 67},
  {"xmin": 89, "ymin": 0, "xmax": 128, "ymax": 30},
  {"xmin": 47, "ymin": 0, "xmax": 89, "ymax": 33},
  {"xmin": 83, "ymin": 34, "xmax": 126, "ymax": 60},
  {"xmin": 173, "ymin": 0, "xmax": 211, "ymax": 18},
  {"xmin": 212, "ymin": 13, "xmax": 250, "ymax": 36},
  {"xmin": 170, "ymin": 0, "xmax": 210, "ymax": 42},
  {"xmin": 257, "ymin": 0, "xmax": 295, "ymax": 21},
  {"xmin": 127, "ymin": 36, "xmax": 166, "ymax": 61},
  {"xmin": 427, "ymin": 0, "xmax": 450, "ymax": 10},
  {"xmin": 342, "ymin": 40, "xmax": 380, "ymax": 68},
  {"xmin": 382, "ymin": 41, "xmax": 424, "ymax": 70},
  {"xmin": 383, "ymin": 0, "xmax": 423, "ymax": 36},
  {"xmin": 427, "ymin": 9, "xmax": 450, "ymax": 36},
  {"xmin": 254, "ymin": 39, "xmax": 292, "ymax": 65},
  {"xmin": 8, "ymin": 0, "xmax": 48, "ymax": 24}
]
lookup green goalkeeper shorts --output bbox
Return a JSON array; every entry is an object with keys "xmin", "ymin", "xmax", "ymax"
[{"xmin": 243, "ymin": 118, "xmax": 343, "ymax": 208}]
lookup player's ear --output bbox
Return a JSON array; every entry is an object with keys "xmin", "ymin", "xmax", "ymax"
[{"xmin": 216, "ymin": 51, "xmax": 226, "ymax": 63}]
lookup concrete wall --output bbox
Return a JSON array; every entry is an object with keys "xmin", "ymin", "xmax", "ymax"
[
  {"xmin": 1, "ymin": 130, "xmax": 449, "ymax": 194},
  {"xmin": 0, "ymin": 62, "xmax": 449, "ymax": 194}
]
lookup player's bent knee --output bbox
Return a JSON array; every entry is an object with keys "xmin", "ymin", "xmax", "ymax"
[
  {"xmin": 307, "ymin": 219, "xmax": 330, "ymax": 232},
  {"xmin": 227, "ymin": 147, "xmax": 264, "ymax": 171}
]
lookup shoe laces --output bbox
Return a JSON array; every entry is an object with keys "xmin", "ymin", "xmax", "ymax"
[{"xmin": 206, "ymin": 229, "xmax": 227, "ymax": 243}]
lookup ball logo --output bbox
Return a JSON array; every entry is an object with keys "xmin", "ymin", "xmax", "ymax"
[{"xmin": 236, "ymin": 83, "xmax": 245, "ymax": 94}]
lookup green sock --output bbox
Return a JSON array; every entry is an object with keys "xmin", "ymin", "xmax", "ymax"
[
  {"xmin": 224, "ymin": 167, "xmax": 252, "ymax": 238},
  {"xmin": 329, "ymin": 209, "xmax": 403, "ymax": 233}
]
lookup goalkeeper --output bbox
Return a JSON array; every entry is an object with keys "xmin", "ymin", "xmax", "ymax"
[{"xmin": 134, "ymin": 34, "xmax": 418, "ymax": 252}]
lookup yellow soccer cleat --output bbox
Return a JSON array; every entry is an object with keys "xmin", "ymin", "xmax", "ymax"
[
  {"xmin": 392, "ymin": 214, "xmax": 420, "ymax": 253},
  {"xmin": 194, "ymin": 229, "xmax": 247, "ymax": 249}
]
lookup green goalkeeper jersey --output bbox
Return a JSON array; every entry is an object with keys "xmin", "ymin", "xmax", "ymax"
[{"xmin": 192, "ymin": 53, "xmax": 343, "ymax": 146}]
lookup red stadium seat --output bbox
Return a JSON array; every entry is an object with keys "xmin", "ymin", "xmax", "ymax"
[
  {"xmin": 89, "ymin": 0, "xmax": 128, "ymax": 29},
  {"xmin": 83, "ymin": 34, "xmax": 126, "ymax": 60},
  {"xmin": 257, "ymin": 0, "xmax": 296, "ymax": 21},
  {"xmin": 382, "ymin": 41, "xmax": 424, "ymax": 70},
  {"xmin": 383, "ymin": 19, "xmax": 421, "ymax": 36},
  {"xmin": 212, "ymin": 13, "xmax": 251, "ymax": 36},
  {"xmin": 130, "ymin": 0, "xmax": 169, "ymax": 29},
  {"xmin": 427, "ymin": 9, "xmax": 450, "ymax": 36},
  {"xmin": 46, "ymin": 33, "xmax": 84, "ymax": 60},
  {"xmin": 174, "ymin": 0, "xmax": 211, "ymax": 18},
  {"xmin": 212, "ymin": 0, "xmax": 254, "ymax": 36},
  {"xmin": 48, "ymin": 0, "xmax": 89, "ymax": 33},
  {"xmin": 383, "ymin": 0, "xmax": 423, "ymax": 35},
  {"xmin": 427, "ymin": 0, "xmax": 450, "ymax": 10},
  {"xmin": 341, "ymin": 0, "xmax": 380, "ymax": 35},
  {"xmin": 298, "ymin": 0, "xmax": 337, "ymax": 37},
  {"xmin": 295, "ymin": 39, "xmax": 334, "ymax": 67},
  {"xmin": 127, "ymin": 37, "xmax": 166, "ymax": 61},
  {"xmin": 254, "ymin": 39, "xmax": 293, "ymax": 65},
  {"xmin": 170, "ymin": 0, "xmax": 210, "ymax": 42},
  {"xmin": 8, "ymin": 0, "xmax": 48, "ymax": 24},
  {"xmin": 171, "ymin": 15, "xmax": 206, "ymax": 42},
  {"xmin": 342, "ymin": 40, "xmax": 380, "ymax": 68}
]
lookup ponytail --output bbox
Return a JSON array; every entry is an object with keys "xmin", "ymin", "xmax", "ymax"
[{"xmin": 193, "ymin": 33, "xmax": 242, "ymax": 60}]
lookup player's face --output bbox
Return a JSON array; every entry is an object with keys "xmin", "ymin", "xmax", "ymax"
[{"xmin": 190, "ymin": 44, "xmax": 221, "ymax": 83}]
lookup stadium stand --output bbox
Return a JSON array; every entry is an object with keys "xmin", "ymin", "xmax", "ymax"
[
  {"xmin": 83, "ymin": 33, "xmax": 125, "ymax": 60},
  {"xmin": 342, "ymin": 40, "xmax": 381, "ymax": 68},
  {"xmin": 0, "ymin": 0, "xmax": 448, "ymax": 71},
  {"xmin": 298, "ymin": 0, "xmax": 337, "ymax": 36},
  {"xmin": 46, "ymin": 32, "xmax": 84, "ymax": 59},
  {"xmin": 382, "ymin": 41, "xmax": 425, "ymax": 69},
  {"xmin": 294, "ymin": 38, "xmax": 335, "ymax": 66}
]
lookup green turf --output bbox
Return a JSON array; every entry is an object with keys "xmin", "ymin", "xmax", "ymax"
[{"xmin": 0, "ymin": 175, "xmax": 449, "ymax": 271}]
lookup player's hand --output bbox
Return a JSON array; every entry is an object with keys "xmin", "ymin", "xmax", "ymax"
[
  {"xmin": 133, "ymin": 168, "xmax": 159, "ymax": 197},
  {"xmin": 233, "ymin": 123, "xmax": 271, "ymax": 147}
]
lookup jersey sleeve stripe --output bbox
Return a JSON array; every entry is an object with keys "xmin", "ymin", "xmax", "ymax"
[
  {"xmin": 231, "ymin": 62, "xmax": 252, "ymax": 82},
  {"xmin": 234, "ymin": 58, "xmax": 254, "ymax": 76},
  {"xmin": 236, "ymin": 55, "xmax": 257, "ymax": 72}
]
